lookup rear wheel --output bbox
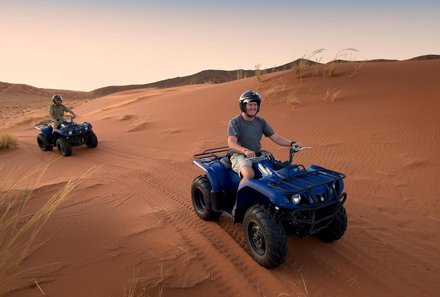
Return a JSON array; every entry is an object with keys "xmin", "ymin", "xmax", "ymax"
[
  {"xmin": 314, "ymin": 206, "xmax": 347, "ymax": 242},
  {"xmin": 56, "ymin": 138, "xmax": 72, "ymax": 156},
  {"xmin": 191, "ymin": 175, "xmax": 221, "ymax": 221},
  {"xmin": 85, "ymin": 131, "xmax": 98, "ymax": 148},
  {"xmin": 37, "ymin": 134, "xmax": 53, "ymax": 151},
  {"xmin": 243, "ymin": 205, "xmax": 287, "ymax": 269}
]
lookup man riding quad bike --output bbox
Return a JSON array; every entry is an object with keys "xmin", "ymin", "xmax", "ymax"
[
  {"xmin": 191, "ymin": 90, "xmax": 347, "ymax": 268},
  {"xmin": 191, "ymin": 146, "xmax": 348, "ymax": 269},
  {"xmin": 35, "ymin": 116, "xmax": 98, "ymax": 156},
  {"xmin": 36, "ymin": 94, "xmax": 97, "ymax": 156}
]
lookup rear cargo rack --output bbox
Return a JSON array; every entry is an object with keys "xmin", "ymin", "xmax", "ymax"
[
  {"xmin": 268, "ymin": 167, "xmax": 346, "ymax": 194},
  {"xmin": 193, "ymin": 146, "xmax": 230, "ymax": 160}
]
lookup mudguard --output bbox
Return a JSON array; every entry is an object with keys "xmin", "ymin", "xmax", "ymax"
[{"xmin": 193, "ymin": 159, "xmax": 239, "ymax": 192}]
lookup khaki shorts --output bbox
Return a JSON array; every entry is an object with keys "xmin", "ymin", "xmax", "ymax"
[{"xmin": 230, "ymin": 152, "xmax": 269, "ymax": 176}]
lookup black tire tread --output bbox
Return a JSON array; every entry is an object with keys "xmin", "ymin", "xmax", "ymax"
[
  {"xmin": 243, "ymin": 205, "xmax": 287, "ymax": 269},
  {"xmin": 56, "ymin": 138, "xmax": 72, "ymax": 156},
  {"xmin": 37, "ymin": 134, "xmax": 53, "ymax": 151},
  {"xmin": 191, "ymin": 175, "xmax": 221, "ymax": 221},
  {"xmin": 85, "ymin": 131, "xmax": 98, "ymax": 148}
]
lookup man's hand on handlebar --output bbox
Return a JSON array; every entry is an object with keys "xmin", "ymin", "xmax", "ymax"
[
  {"xmin": 291, "ymin": 141, "xmax": 304, "ymax": 148},
  {"xmin": 243, "ymin": 148, "xmax": 256, "ymax": 158}
]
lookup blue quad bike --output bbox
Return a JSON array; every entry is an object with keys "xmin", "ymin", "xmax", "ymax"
[
  {"xmin": 35, "ymin": 119, "xmax": 98, "ymax": 157},
  {"xmin": 191, "ymin": 146, "xmax": 347, "ymax": 269}
]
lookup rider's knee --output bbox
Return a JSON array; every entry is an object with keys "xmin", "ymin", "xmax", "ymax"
[{"xmin": 240, "ymin": 166, "xmax": 255, "ymax": 180}]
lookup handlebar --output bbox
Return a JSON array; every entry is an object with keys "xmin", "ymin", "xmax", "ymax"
[{"xmin": 289, "ymin": 145, "xmax": 311, "ymax": 164}]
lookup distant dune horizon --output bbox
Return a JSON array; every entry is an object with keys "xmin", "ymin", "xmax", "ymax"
[{"xmin": 1, "ymin": 54, "xmax": 439, "ymax": 97}]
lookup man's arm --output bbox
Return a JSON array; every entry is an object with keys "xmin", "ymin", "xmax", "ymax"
[
  {"xmin": 228, "ymin": 135, "xmax": 246, "ymax": 154},
  {"xmin": 49, "ymin": 105, "xmax": 56, "ymax": 120},
  {"xmin": 63, "ymin": 105, "xmax": 76, "ymax": 117},
  {"xmin": 269, "ymin": 133, "xmax": 303, "ymax": 147},
  {"xmin": 228, "ymin": 135, "xmax": 255, "ymax": 157}
]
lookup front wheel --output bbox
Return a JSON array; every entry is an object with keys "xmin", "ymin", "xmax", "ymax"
[
  {"xmin": 243, "ymin": 205, "xmax": 287, "ymax": 269},
  {"xmin": 85, "ymin": 131, "xmax": 98, "ymax": 148},
  {"xmin": 191, "ymin": 175, "xmax": 221, "ymax": 221},
  {"xmin": 56, "ymin": 138, "xmax": 72, "ymax": 156},
  {"xmin": 37, "ymin": 134, "xmax": 53, "ymax": 151},
  {"xmin": 314, "ymin": 206, "xmax": 348, "ymax": 243}
]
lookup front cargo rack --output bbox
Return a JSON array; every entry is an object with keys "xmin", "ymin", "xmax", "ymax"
[{"xmin": 268, "ymin": 166, "xmax": 346, "ymax": 194}]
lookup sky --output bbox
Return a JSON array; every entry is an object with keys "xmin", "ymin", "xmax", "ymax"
[{"xmin": 1, "ymin": 0, "xmax": 439, "ymax": 91}]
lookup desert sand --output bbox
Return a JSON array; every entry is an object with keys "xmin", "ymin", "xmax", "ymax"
[{"xmin": 1, "ymin": 59, "xmax": 439, "ymax": 297}]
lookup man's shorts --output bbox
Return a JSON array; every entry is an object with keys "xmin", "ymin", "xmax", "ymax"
[
  {"xmin": 230, "ymin": 153, "xmax": 253, "ymax": 176},
  {"xmin": 230, "ymin": 152, "xmax": 269, "ymax": 176}
]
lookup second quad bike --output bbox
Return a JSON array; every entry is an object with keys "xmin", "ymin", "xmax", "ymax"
[{"xmin": 35, "ymin": 118, "xmax": 98, "ymax": 157}]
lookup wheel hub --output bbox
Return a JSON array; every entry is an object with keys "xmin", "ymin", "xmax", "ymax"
[{"xmin": 250, "ymin": 223, "xmax": 266, "ymax": 255}]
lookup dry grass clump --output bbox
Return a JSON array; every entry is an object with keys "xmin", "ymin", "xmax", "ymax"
[
  {"xmin": 324, "ymin": 48, "xmax": 359, "ymax": 77},
  {"xmin": 349, "ymin": 62, "xmax": 364, "ymax": 78},
  {"xmin": 128, "ymin": 116, "xmax": 150, "ymax": 132},
  {"xmin": 284, "ymin": 91, "xmax": 302, "ymax": 110},
  {"xmin": 0, "ymin": 164, "xmax": 97, "ymax": 294},
  {"xmin": 0, "ymin": 131, "xmax": 17, "ymax": 150},
  {"xmin": 259, "ymin": 86, "xmax": 278, "ymax": 104},
  {"xmin": 294, "ymin": 49, "xmax": 325, "ymax": 80},
  {"xmin": 255, "ymin": 63, "xmax": 266, "ymax": 82},
  {"xmin": 121, "ymin": 114, "xmax": 134, "ymax": 121},
  {"xmin": 236, "ymin": 70, "xmax": 247, "ymax": 80},
  {"xmin": 323, "ymin": 88, "xmax": 342, "ymax": 102}
]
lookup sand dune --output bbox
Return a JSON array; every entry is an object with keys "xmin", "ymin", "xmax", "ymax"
[{"xmin": 1, "ymin": 59, "xmax": 440, "ymax": 297}]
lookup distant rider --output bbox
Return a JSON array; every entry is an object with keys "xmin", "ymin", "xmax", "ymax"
[
  {"xmin": 49, "ymin": 94, "xmax": 76, "ymax": 129},
  {"xmin": 227, "ymin": 90, "xmax": 303, "ymax": 186}
]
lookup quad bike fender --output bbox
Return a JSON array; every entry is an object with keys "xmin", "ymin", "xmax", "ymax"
[
  {"xmin": 193, "ymin": 160, "xmax": 238, "ymax": 192},
  {"xmin": 233, "ymin": 179, "xmax": 291, "ymax": 223},
  {"xmin": 35, "ymin": 125, "xmax": 53, "ymax": 138}
]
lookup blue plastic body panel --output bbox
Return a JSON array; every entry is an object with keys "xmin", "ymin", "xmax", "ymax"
[
  {"xmin": 40, "ymin": 125, "xmax": 53, "ymax": 137},
  {"xmin": 194, "ymin": 154, "xmax": 345, "ymax": 216}
]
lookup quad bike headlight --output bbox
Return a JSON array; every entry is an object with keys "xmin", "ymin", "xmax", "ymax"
[
  {"xmin": 291, "ymin": 194, "xmax": 302, "ymax": 205},
  {"xmin": 68, "ymin": 131, "xmax": 73, "ymax": 135}
]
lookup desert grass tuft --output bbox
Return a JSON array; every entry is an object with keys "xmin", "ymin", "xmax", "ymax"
[
  {"xmin": 324, "ymin": 48, "xmax": 359, "ymax": 77},
  {"xmin": 0, "ymin": 165, "xmax": 98, "ymax": 294},
  {"xmin": 283, "ymin": 91, "xmax": 302, "ymax": 110},
  {"xmin": 259, "ymin": 86, "xmax": 277, "ymax": 104},
  {"xmin": 0, "ymin": 131, "xmax": 17, "ymax": 150},
  {"xmin": 254, "ymin": 63, "xmax": 266, "ymax": 82},
  {"xmin": 294, "ymin": 49, "xmax": 325, "ymax": 80},
  {"xmin": 323, "ymin": 88, "xmax": 342, "ymax": 102},
  {"xmin": 236, "ymin": 70, "xmax": 247, "ymax": 80},
  {"xmin": 349, "ymin": 62, "xmax": 364, "ymax": 78},
  {"xmin": 121, "ymin": 114, "xmax": 134, "ymax": 121}
]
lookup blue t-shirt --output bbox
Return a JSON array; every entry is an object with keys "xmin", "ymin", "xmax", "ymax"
[{"xmin": 227, "ymin": 115, "xmax": 275, "ymax": 153}]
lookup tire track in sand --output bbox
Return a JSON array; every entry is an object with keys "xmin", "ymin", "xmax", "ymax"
[{"xmin": 128, "ymin": 166, "xmax": 298, "ymax": 296}]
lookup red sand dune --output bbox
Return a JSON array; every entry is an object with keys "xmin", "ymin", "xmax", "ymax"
[{"xmin": 1, "ymin": 60, "xmax": 440, "ymax": 297}]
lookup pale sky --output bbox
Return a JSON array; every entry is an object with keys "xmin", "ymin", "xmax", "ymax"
[{"xmin": 1, "ymin": 0, "xmax": 439, "ymax": 91}]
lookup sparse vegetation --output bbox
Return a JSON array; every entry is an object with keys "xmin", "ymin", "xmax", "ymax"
[
  {"xmin": 255, "ymin": 64, "xmax": 266, "ymax": 82},
  {"xmin": 324, "ymin": 48, "xmax": 359, "ymax": 77},
  {"xmin": 259, "ymin": 86, "xmax": 277, "ymax": 104},
  {"xmin": 121, "ymin": 114, "xmax": 134, "ymax": 121},
  {"xmin": 236, "ymin": 70, "xmax": 247, "ymax": 80},
  {"xmin": 284, "ymin": 91, "xmax": 302, "ymax": 110},
  {"xmin": 0, "ymin": 165, "xmax": 97, "ymax": 295},
  {"xmin": 0, "ymin": 131, "xmax": 17, "ymax": 150},
  {"xmin": 294, "ymin": 49, "xmax": 325, "ymax": 80},
  {"xmin": 323, "ymin": 88, "xmax": 342, "ymax": 102},
  {"xmin": 128, "ymin": 116, "xmax": 150, "ymax": 132},
  {"xmin": 349, "ymin": 62, "xmax": 365, "ymax": 78}
]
